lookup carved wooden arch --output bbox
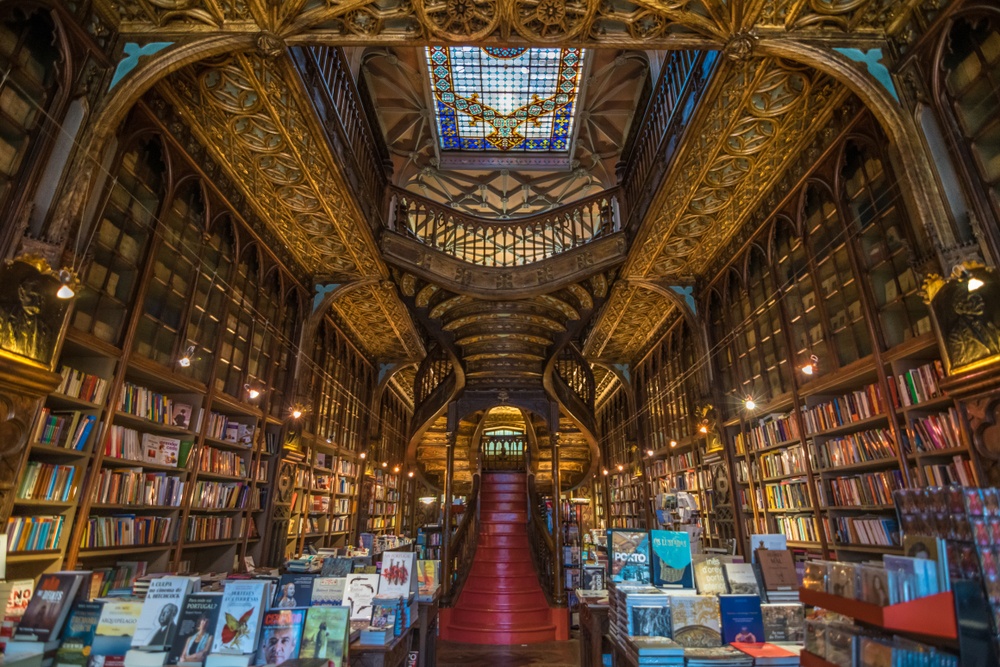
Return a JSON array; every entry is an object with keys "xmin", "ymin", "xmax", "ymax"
[
  {"xmin": 369, "ymin": 360, "xmax": 419, "ymax": 435},
  {"xmin": 161, "ymin": 172, "xmax": 212, "ymax": 234},
  {"xmin": 757, "ymin": 38, "xmax": 957, "ymax": 253}
]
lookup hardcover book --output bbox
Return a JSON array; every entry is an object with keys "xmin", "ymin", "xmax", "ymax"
[
  {"xmin": 311, "ymin": 578, "xmax": 346, "ymax": 606},
  {"xmin": 757, "ymin": 549, "xmax": 797, "ymax": 591},
  {"xmin": 718, "ymin": 594, "xmax": 765, "ymax": 644},
  {"xmin": 132, "ymin": 576, "xmax": 199, "ymax": 650},
  {"xmin": 761, "ymin": 603, "xmax": 805, "ymax": 643},
  {"xmin": 167, "ymin": 593, "xmax": 222, "ymax": 666},
  {"xmin": 210, "ymin": 580, "xmax": 270, "ymax": 655},
  {"xmin": 723, "ymin": 562, "xmax": 760, "ymax": 596},
  {"xmin": 749, "ymin": 534, "xmax": 787, "ymax": 563},
  {"xmin": 93, "ymin": 600, "xmax": 144, "ymax": 658},
  {"xmin": 298, "ymin": 606, "xmax": 350, "ymax": 667},
  {"xmin": 321, "ymin": 558, "xmax": 353, "ymax": 578},
  {"xmin": 608, "ymin": 530, "xmax": 650, "ymax": 584},
  {"xmin": 581, "ymin": 564, "xmax": 605, "ymax": 591},
  {"xmin": 668, "ymin": 595, "xmax": 721, "ymax": 648},
  {"xmin": 271, "ymin": 575, "xmax": 314, "ymax": 609},
  {"xmin": 341, "ymin": 574, "xmax": 380, "ymax": 622},
  {"xmin": 55, "ymin": 601, "xmax": 104, "ymax": 667},
  {"xmin": 378, "ymin": 551, "xmax": 417, "ymax": 598},
  {"xmin": 630, "ymin": 606, "xmax": 671, "ymax": 637},
  {"xmin": 15, "ymin": 572, "xmax": 87, "ymax": 642},
  {"xmin": 171, "ymin": 404, "xmax": 193, "ymax": 430},
  {"xmin": 649, "ymin": 530, "xmax": 693, "ymax": 589},
  {"xmin": 692, "ymin": 556, "xmax": 728, "ymax": 595},
  {"xmin": 253, "ymin": 609, "xmax": 304, "ymax": 666}
]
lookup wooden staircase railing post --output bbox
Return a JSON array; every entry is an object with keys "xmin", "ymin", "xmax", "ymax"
[
  {"xmin": 442, "ymin": 430, "xmax": 455, "ymax": 599},
  {"xmin": 552, "ymin": 431, "xmax": 565, "ymax": 605}
]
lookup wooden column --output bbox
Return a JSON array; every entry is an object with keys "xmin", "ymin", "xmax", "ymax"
[
  {"xmin": 552, "ymin": 431, "xmax": 565, "ymax": 605},
  {"xmin": 441, "ymin": 431, "xmax": 456, "ymax": 598}
]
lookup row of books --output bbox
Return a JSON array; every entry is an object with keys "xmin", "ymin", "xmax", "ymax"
[
  {"xmin": 913, "ymin": 457, "xmax": 976, "ymax": 487},
  {"xmin": 819, "ymin": 469, "xmax": 904, "ymax": 508},
  {"xmin": 105, "ymin": 426, "xmax": 185, "ymax": 467},
  {"xmin": 7, "ymin": 515, "xmax": 65, "ymax": 551},
  {"xmin": 94, "ymin": 469, "xmax": 184, "ymax": 506},
  {"xmin": 810, "ymin": 428, "xmax": 896, "ymax": 469},
  {"xmin": 16, "ymin": 462, "xmax": 77, "ymax": 502},
  {"xmin": 32, "ymin": 410, "xmax": 96, "ymax": 451},
  {"xmin": 906, "ymin": 409, "xmax": 964, "ymax": 453},
  {"xmin": 648, "ymin": 451, "xmax": 697, "ymax": 477},
  {"xmin": 764, "ymin": 480, "xmax": 811, "ymax": 511},
  {"xmin": 80, "ymin": 515, "xmax": 174, "ymax": 548},
  {"xmin": 118, "ymin": 383, "xmax": 195, "ymax": 429},
  {"xmin": 185, "ymin": 516, "xmax": 237, "ymax": 541},
  {"xmin": 774, "ymin": 514, "xmax": 820, "ymax": 543},
  {"xmin": 806, "ymin": 609, "xmax": 957, "ymax": 667},
  {"xmin": 736, "ymin": 413, "xmax": 799, "ymax": 454},
  {"xmin": 800, "ymin": 381, "xmax": 889, "ymax": 434},
  {"xmin": 205, "ymin": 412, "xmax": 254, "ymax": 445},
  {"xmin": 56, "ymin": 365, "xmax": 110, "ymax": 404},
  {"xmin": 759, "ymin": 445, "xmax": 807, "ymax": 479},
  {"xmin": 894, "ymin": 361, "xmax": 944, "ymax": 407},
  {"xmin": 191, "ymin": 481, "xmax": 249, "ymax": 509},
  {"xmin": 826, "ymin": 515, "xmax": 900, "ymax": 547},
  {"xmin": 198, "ymin": 447, "xmax": 248, "ymax": 478},
  {"xmin": 310, "ymin": 495, "xmax": 331, "ymax": 513}
]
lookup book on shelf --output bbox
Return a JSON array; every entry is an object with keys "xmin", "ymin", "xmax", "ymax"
[
  {"xmin": 668, "ymin": 595, "xmax": 720, "ymax": 648},
  {"xmin": 167, "ymin": 593, "xmax": 223, "ymax": 667},
  {"xmin": 341, "ymin": 574, "xmax": 379, "ymax": 622},
  {"xmin": 253, "ymin": 609, "xmax": 304, "ymax": 667},
  {"xmin": 55, "ymin": 601, "xmax": 104, "ymax": 667},
  {"xmin": 692, "ymin": 555, "xmax": 727, "ymax": 595},
  {"xmin": 756, "ymin": 549, "xmax": 798, "ymax": 602},
  {"xmin": 141, "ymin": 434, "xmax": 181, "ymax": 468},
  {"xmin": 378, "ymin": 551, "xmax": 417, "ymax": 599},
  {"xmin": 271, "ymin": 575, "xmax": 314, "ymax": 609},
  {"xmin": 92, "ymin": 599, "xmax": 144, "ymax": 659}
]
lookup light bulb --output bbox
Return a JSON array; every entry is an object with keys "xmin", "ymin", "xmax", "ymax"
[
  {"xmin": 699, "ymin": 424, "xmax": 708, "ymax": 434},
  {"xmin": 669, "ymin": 440, "xmax": 677, "ymax": 448},
  {"xmin": 382, "ymin": 461, "xmax": 388, "ymax": 468},
  {"xmin": 407, "ymin": 471, "xmax": 414, "ymax": 478},
  {"xmin": 56, "ymin": 269, "xmax": 75, "ymax": 299},
  {"xmin": 393, "ymin": 466, "xmax": 400, "ymax": 473},
  {"xmin": 646, "ymin": 449, "xmax": 655, "ymax": 457},
  {"xmin": 360, "ymin": 452, "xmax": 366, "ymax": 460},
  {"xmin": 245, "ymin": 384, "xmax": 261, "ymax": 400},
  {"xmin": 969, "ymin": 277, "xmax": 984, "ymax": 291},
  {"xmin": 616, "ymin": 464, "xmax": 624, "ymax": 472},
  {"xmin": 800, "ymin": 363, "xmax": 814, "ymax": 375},
  {"xmin": 178, "ymin": 345, "xmax": 195, "ymax": 368},
  {"xmin": 745, "ymin": 398, "xmax": 756, "ymax": 411},
  {"xmin": 291, "ymin": 408, "xmax": 303, "ymax": 419},
  {"xmin": 602, "ymin": 469, "xmax": 609, "ymax": 476}
]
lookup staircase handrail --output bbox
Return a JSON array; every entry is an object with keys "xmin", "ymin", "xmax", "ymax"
[
  {"xmin": 442, "ymin": 472, "xmax": 480, "ymax": 608},
  {"xmin": 387, "ymin": 186, "xmax": 621, "ymax": 267},
  {"xmin": 525, "ymin": 471, "xmax": 562, "ymax": 607}
]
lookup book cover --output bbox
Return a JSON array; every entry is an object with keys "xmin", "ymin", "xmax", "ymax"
[
  {"xmin": 718, "ymin": 594, "xmax": 764, "ymax": 644},
  {"xmin": 649, "ymin": 530, "xmax": 693, "ymax": 589},
  {"xmin": 883, "ymin": 555, "xmax": 936, "ymax": 604},
  {"xmin": 93, "ymin": 600, "xmax": 144, "ymax": 658},
  {"xmin": 630, "ymin": 606, "xmax": 670, "ymax": 637},
  {"xmin": 1, "ymin": 579, "xmax": 34, "ymax": 645},
  {"xmin": 341, "ymin": 574, "xmax": 379, "ymax": 622},
  {"xmin": 321, "ymin": 558, "xmax": 353, "ymax": 578},
  {"xmin": 368, "ymin": 602, "xmax": 396, "ymax": 631},
  {"xmin": 757, "ymin": 549, "xmax": 797, "ymax": 591},
  {"xmin": 166, "ymin": 593, "xmax": 222, "ymax": 666},
  {"xmin": 15, "ymin": 573, "xmax": 86, "ymax": 642},
  {"xmin": 253, "ymin": 609, "xmax": 304, "ymax": 666},
  {"xmin": 415, "ymin": 561, "xmax": 439, "ymax": 594},
  {"xmin": 55, "ymin": 601, "xmax": 103, "ymax": 667},
  {"xmin": 310, "ymin": 578, "xmax": 346, "ymax": 606},
  {"xmin": 668, "ymin": 595, "xmax": 721, "ymax": 648},
  {"xmin": 298, "ymin": 606, "xmax": 349, "ymax": 667},
  {"xmin": 692, "ymin": 556, "xmax": 728, "ymax": 595},
  {"xmin": 378, "ymin": 551, "xmax": 417, "ymax": 598},
  {"xmin": 859, "ymin": 566, "xmax": 890, "ymax": 606},
  {"xmin": 828, "ymin": 563, "xmax": 857, "ymax": 599},
  {"xmin": 723, "ymin": 562, "xmax": 760, "ymax": 596},
  {"xmin": 903, "ymin": 534, "xmax": 949, "ymax": 592},
  {"xmin": 132, "ymin": 576, "xmax": 198, "ymax": 649},
  {"xmin": 749, "ymin": 534, "xmax": 787, "ymax": 563},
  {"xmin": 171, "ymin": 404, "xmax": 193, "ymax": 430},
  {"xmin": 608, "ymin": 530, "xmax": 650, "ymax": 584},
  {"xmin": 581, "ymin": 564, "xmax": 605, "ymax": 591},
  {"xmin": 761, "ymin": 603, "xmax": 805, "ymax": 643},
  {"xmin": 210, "ymin": 580, "xmax": 269, "ymax": 655},
  {"xmin": 271, "ymin": 575, "xmax": 314, "ymax": 609}
]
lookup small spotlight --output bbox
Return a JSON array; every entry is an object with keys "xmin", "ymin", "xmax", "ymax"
[
  {"xmin": 290, "ymin": 407, "xmax": 303, "ymax": 419},
  {"xmin": 800, "ymin": 363, "xmax": 814, "ymax": 375},
  {"xmin": 407, "ymin": 471, "xmax": 414, "ymax": 478},
  {"xmin": 646, "ymin": 449, "xmax": 655, "ymax": 457},
  {"xmin": 969, "ymin": 277, "xmax": 984, "ymax": 291},
  {"xmin": 393, "ymin": 465, "xmax": 400, "ymax": 473},
  {"xmin": 699, "ymin": 424, "xmax": 709, "ymax": 434},
  {"xmin": 616, "ymin": 464, "xmax": 624, "ymax": 472},
  {"xmin": 56, "ymin": 270, "xmax": 75, "ymax": 299},
  {"xmin": 745, "ymin": 397, "xmax": 756, "ymax": 411},
  {"xmin": 178, "ymin": 345, "xmax": 196, "ymax": 368},
  {"xmin": 602, "ymin": 469, "xmax": 609, "ymax": 476},
  {"xmin": 245, "ymin": 384, "xmax": 261, "ymax": 400},
  {"xmin": 326, "ymin": 437, "xmax": 332, "ymax": 444},
  {"xmin": 359, "ymin": 452, "xmax": 366, "ymax": 460},
  {"xmin": 669, "ymin": 440, "xmax": 677, "ymax": 448},
  {"xmin": 382, "ymin": 461, "xmax": 388, "ymax": 468}
]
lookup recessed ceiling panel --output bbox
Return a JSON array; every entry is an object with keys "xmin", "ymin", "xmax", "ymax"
[{"xmin": 426, "ymin": 46, "xmax": 585, "ymax": 152}]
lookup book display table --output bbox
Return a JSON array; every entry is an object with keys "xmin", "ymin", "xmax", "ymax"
[
  {"xmin": 415, "ymin": 594, "xmax": 439, "ymax": 667},
  {"xmin": 349, "ymin": 625, "xmax": 414, "ymax": 667},
  {"xmin": 578, "ymin": 599, "xmax": 610, "ymax": 667}
]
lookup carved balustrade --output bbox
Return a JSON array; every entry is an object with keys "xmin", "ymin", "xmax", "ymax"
[
  {"xmin": 554, "ymin": 344, "xmax": 595, "ymax": 411},
  {"xmin": 388, "ymin": 186, "xmax": 620, "ymax": 267},
  {"xmin": 526, "ymin": 470, "xmax": 563, "ymax": 606},
  {"xmin": 442, "ymin": 473, "xmax": 480, "ymax": 607},
  {"xmin": 480, "ymin": 435, "xmax": 527, "ymax": 471}
]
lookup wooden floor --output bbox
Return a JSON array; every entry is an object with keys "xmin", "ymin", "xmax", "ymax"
[{"xmin": 436, "ymin": 637, "xmax": 580, "ymax": 666}]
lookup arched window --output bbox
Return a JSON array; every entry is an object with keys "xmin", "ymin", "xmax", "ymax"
[
  {"xmin": 0, "ymin": 7, "xmax": 64, "ymax": 220},
  {"xmin": 774, "ymin": 216, "xmax": 825, "ymax": 373},
  {"xmin": 216, "ymin": 246, "xmax": 260, "ymax": 396},
  {"xmin": 73, "ymin": 136, "xmax": 166, "ymax": 344},
  {"xmin": 937, "ymin": 10, "xmax": 1000, "ymax": 226},
  {"xmin": 135, "ymin": 180, "xmax": 205, "ymax": 366},
  {"xmin": 182, "ymin": 217, "xmax": 236, "ymax": 384},
  {"xmin": 247, "ymin": 267, "xmax": 281, "ymax": 389},
  {"xmin": 707, "ymin": 288, "xmax": 735, "ymax": 396},
  {"xmin": 746, "ymin": 245, "xmax": 792, "ymax": 400}
]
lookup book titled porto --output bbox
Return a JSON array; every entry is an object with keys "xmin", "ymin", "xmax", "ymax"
[
  {"xmin": 253, "ymin": 609, "xmax": 304, "ymax": 666},
  {"xmin": 649, "ymin": 530, "xmax": 693, "ymax": 589},
  {"xmin": 210, "ymin": 580, "xmax": 270, "ymax": 655},
  {"xmin": 378, "ymin": 551, "xmax": 417, "ymax": 598},
  {"xmin": 132, "ymin": 576, "xmax": 199, "ymax": 650},
  {"xmin": 167, "ymin": 593, "xmax": 223, "ymax": 667},
  {"xmin": 15, "ymin": 572, "xmax": 88, "ymax": 642},
  {"xmin": 298, "ymin": 606, "xmax": 349, "ymax": 667},
  {"xmin": 55, "ymin": 601, "xmax": 104, "ymax": 667},
  {"xmin": 718, "ymin": 594, "xmax": 765, "ymax": 644},
  {"xmin": 271, "ymin": 574, "xmax": 314, "ymax": 608},
  {"xmin": 608, "ymin": 530, "xmax": 650, "ymax": 584}
]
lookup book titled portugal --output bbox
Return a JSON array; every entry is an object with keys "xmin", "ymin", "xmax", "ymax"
[{"xmin": 608, "ymin": 530, "xmax": 650, "ymax": 584}]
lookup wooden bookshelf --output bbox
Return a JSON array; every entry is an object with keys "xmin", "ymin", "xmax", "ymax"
[{"xmin": 365, "ymin": 468, "xmax": 400, "ymax": 534}]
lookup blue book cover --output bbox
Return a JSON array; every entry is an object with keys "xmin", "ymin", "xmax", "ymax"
[
  {"xmin": 607, "ymin": 530, "xmax": 650, "ymax": 584},
  {"xmin": 649, "ymin": 530, "xmax": 693, "ymax": 589},
  {"xmin": 719, "ymin": 594, "xmax": 764, "ymax": 644}
]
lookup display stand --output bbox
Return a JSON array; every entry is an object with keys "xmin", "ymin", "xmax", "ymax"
[
  {"xmin": 799, "ymin": 588, "xmax": 957, "ymax": 639},
  {"xmin": 578, "ymin": 599, "xmax": 610, "ymax": 667},
  {"xmin": 414, "ymin": 591, "xmax": 440, "ymax": 667},
  {"xmin": 349, "ymin": 625, "xmax": 414, "ymax": 667}
]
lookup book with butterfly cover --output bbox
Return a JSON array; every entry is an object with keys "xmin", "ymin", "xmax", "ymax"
[{"xmin": 210, "ymin": 581, "xmax": 270, "ymax": 656}]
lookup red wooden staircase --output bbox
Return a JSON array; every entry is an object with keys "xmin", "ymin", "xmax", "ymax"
[{"xmin": 439, "ymin": 472, "xmax": 569, "ymax": 644}]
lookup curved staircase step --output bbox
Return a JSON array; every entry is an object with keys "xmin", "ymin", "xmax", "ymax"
[{"xmin": 439, "ymin": 623, "xmax": 558, "ymax": 645}]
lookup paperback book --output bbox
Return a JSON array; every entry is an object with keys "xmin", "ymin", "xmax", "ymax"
[
  {"xmin": 310, "ymin": 578, "xmax": 346, "ymax": 606},
  {"xmin": 298, "ymin": 606, "xmax": 350, "ymax": 667},
  {"xmin": 271, "ymin": 575, "xmax": 314, "ymax": 609},
  {"xmin": 254, "ymin": 609, "xmax": 304, "ymax": 666},
  {"xmin": 167, "ymin": 593, "xmax": 223, "ymax": 666},
  {"xmin": 132, "ymin": 576, "xmax": 199, "ymax": 650},
  {"xmin": 210, "ymin": 581, "xmax": 270, "ymax": 655},
  {"xmin": 15, "ymin": 572, "xmax": 88, "ymax": 642},
  {"xmin": 718, "ymin": 595, "xmax": 764, "ymax": 644},
  {"xmin": 723, "ymin": 563, "xmax": 760, "ymax": 596},
  {"xmin": 649, "ymin": 530, "xmax": 693, "ymax": 589},
  {"xmin": 55, "ymin": 601, "xmax": 104, "ymax": 667},
  {"xmin": 341, "ymin": 574, "xmax": 379, "ymax": 622},
  {"xmin": 608, "ymin": 530, "xmax": 651, "ymax": 584},
  {"xmin": 692, "ymin": 556, "xmax": 728, "ymax": 595},
  {"xmin": 378, "ymin": 551, "xmax": 417, "ymax": 598},
  {"xmin": 93, "ymin": 600, "xmax": 144, "ymax": 658}
]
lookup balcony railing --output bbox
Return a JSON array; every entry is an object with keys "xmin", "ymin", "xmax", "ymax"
[
  {"xmin": 480, "ymin": 435, "xmax": 527, "ymax": 471},
  {"xmin": 388, "ymin": 186, "xmax": 620, "ymax": 267}
]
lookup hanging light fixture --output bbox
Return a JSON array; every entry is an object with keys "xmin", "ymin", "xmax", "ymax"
[
  {"xmin": 602, "ymin": 469, "xmax": 609, "ymax": 476},
  {"xmin": 382, "ymin": 461, "xmax": 388, "ymax": 468},
  {"xmin": 800, "ymin": 354, "xmax": 819, "ymax": 376},
  {"xmin": 744, "ymin": 397, "xmax": 756, "ymax": 411},
  {"xmin": 359, "ymin": 452, "xmax": 366, "ymax": 460},
  {"xmin": 407, "ymin": 471, "xmax": 414, "ymax": 478},
  {"xmin": 616, "ymin": 464, "xmax": 624, "ymax": 472},
  {"xmin": 56, "ymin": 269, "xmax": 76, "ymax": 299},
  {"xmin": 646, "ymin": 449, "xmax": 655, "ymax": 457},
  {"xmin": 178, "ymin": 345, "xmax": 196, "ymax": 368},
  {"xmin": 244, "ymin": 383, "xmax": 261, "ymax": 400},
  {"xmin": 393, "ymin": 465, "xmax": 400, "ymax": 473}
]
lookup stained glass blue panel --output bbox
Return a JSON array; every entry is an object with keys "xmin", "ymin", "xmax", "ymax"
[{"xmin": 426, "ymin": 46, "xmax": 585, "ymax": 152}]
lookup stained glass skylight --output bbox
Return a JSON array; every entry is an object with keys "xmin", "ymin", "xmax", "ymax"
[{"xmin": 426, "ymin": 46, "xmax": 585, "ymax": 152}]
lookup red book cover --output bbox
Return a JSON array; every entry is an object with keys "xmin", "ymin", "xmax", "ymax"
[{"xmin": 731, "ymin": 642, "xmax": 797, "ymax": 657}]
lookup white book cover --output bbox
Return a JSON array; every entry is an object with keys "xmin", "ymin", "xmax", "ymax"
[
  {"xmin": 311, "ymin": 578, "xmax": 346, "ymax": 606},
  {"xmin": 341, "ymin": 574, "xmax": 379, "ymax": 622},
  {"xmin": 210, "ymin": 581, "xmax": 269, "ymax": 655},
  {"xmin": 749, "ymin": 534, "xmax": 787, "ymax": 563},
  {"xmin": 132, "ymin": 576, "xmax": 198, "ymax": 649},
  {"xmin": 377, "ymin": 552, "xmax": 417, "ymax": 598}
]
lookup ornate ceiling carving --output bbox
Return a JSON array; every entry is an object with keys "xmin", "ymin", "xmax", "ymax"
[{"xmin": 159, "ymin": 51, "xmax": 425, "ymax": 361}]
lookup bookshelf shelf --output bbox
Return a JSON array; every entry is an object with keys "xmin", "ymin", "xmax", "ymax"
[
  {"xmin": 78, "ymin": 544, "xmax": 174, "ymax": 557},
  {"xmin": 196, "ymin": 471, "xmax": 246, "ymax": 482},
  {"xmin": 181, "ymin": 538, "xmax": 241, "ymax": 549},
  {"xmin": 826, "ymin": 504, "xmax": 895, "ymax": 512},
  {"xmin": 101, "ymin": 456, "xmax": 186, "ymax": 473},
  {"xmin": 806, "ymin": 413, "xmax": 889, "ymax": 438},
  {"xmin": 47, "ymin": 394, "xmax": 105, "ymax": 411},
  {"xmin": 798, "ymin": 588, "xmax": 957, "ymax": 639},
  {"xmin": 28, "ymin": 444, "xmax": 91, "ymax": 460},
  {"xmin": 13, "ymin": 499, "xmax": 75, "ymax": 508},
  {"xmin": 816, "ymin": 457, "xmax": 899, "ymax": 474},
  {"xmin": 7, "ymin": 550, "xmax": 63, "ymax": 563},
  {"xmin": 760, "ymin": 472, "xmax": 808, "ymax": 483},
  {"xmin": 202, "ymin": 436, "xmax": 254, "ymax": 452},
  {"xmin": 90, "ymin": 503, "xmax": 181, "ymax": 511},
  {"xmin": 832, "ymin": 543, "xmax": 903, "ymax": 554},
  {"xmin": 113, "ymin": 411, "xmax": 196, "ymax": 436}
]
